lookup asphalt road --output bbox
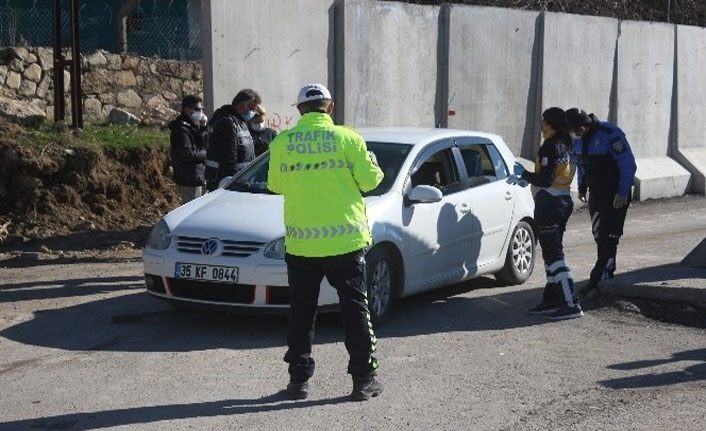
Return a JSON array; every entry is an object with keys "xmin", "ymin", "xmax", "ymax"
[{"xmin": 1, "ymin": 196, "xmax": 705, "ymax": 430}]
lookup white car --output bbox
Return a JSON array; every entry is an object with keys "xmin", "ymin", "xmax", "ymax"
[{"xmin": 144, "ymin": 128, "xmax": 536, "ymax": 322}]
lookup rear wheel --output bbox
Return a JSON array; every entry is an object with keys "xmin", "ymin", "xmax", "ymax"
[
  {"xmin": 366, "ymin": 246, "xmax": 398, "ymax": 325},
  {"xmin": 495, "ymin": 220, "xmax": 535, "ymax": 285}
]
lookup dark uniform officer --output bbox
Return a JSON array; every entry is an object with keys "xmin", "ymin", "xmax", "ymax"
[
  {"xmin": 514, "ymin": 107, "xmax": 583, "ymax": 320},
  {"xmin": 267, "ymin": 83, "xmax": 384, "ymax": 402},
  {"xmin": 566, "ymin": 108, "xmax": 637, "ymax": 297},
  {"xmin": 204, "ymin": 89, "xmax": 261, "ymax": 191}
]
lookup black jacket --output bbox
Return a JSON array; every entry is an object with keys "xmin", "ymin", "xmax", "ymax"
[
  {"xmin": 250, "ymin": 127, "xmax": 278, "ymax": 156},
  {"xmin": 521, "ymin": 133, "xmax": 573, "ymax": 190},
  {"xmin": 169, "ymin": 114, "xmax": 207, "ymax": 186},
  {"xmin": 205, "ymin": 105, "xmax": 255, "ymax": 189}
]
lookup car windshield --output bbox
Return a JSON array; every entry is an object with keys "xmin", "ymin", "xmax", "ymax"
[{"xmin": 225, "ymin": 141, "xmax": 412, "ymax": 196}]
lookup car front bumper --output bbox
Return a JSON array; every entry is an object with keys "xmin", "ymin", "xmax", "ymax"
[{"xmin": 143, "ymin": 249, "xmax": 340, "ymax": 309}]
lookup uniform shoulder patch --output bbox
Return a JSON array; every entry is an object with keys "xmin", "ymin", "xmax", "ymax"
[
  {"xmin": 541, "ymin": 156, "xmax": 549, "ymax": 166},
  {"xmin": 610, "ymin": 137, "xmax": 626, "ymax": 154}
]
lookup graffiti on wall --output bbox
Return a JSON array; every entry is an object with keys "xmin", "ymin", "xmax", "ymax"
[{"xmin": 266, "ymin": 112, "xmax": 296, "ymax": 131}]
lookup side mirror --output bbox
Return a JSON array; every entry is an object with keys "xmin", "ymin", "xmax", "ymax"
[
  {"xmin": 218, "ymin": 176, "xmax": 233, "ymax": 189},
  {"xmin": 408, "ymin": 185, "xmax": 443, "ymax": 204}
]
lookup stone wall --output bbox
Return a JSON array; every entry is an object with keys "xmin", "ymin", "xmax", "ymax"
[{"xmin": 0, "ymin": 47, "xmax": 203, "ymax": 127}]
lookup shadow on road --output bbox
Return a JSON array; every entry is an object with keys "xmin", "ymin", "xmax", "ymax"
[
  {"xmin": 0, "ymin": 392, "xmax": 350, "ymax": 431},
  {"xmin": 600, "ymin": 348, "xmax": 706, "ymax": 389},
  {"xmin": 0, "ymin": 276, "xmax": 552, "ymax": 353},
  {"xmin": 0, "ymin": 276, "xmax": 144, "ymax": 302}
]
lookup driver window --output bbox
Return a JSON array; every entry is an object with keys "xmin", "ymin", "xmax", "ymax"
[
  {"xmin": 459, "ymin": 144, "xmax": 501, "ymax": 188},
  {"xmin": 410, "ymin": 148, "xmax": 461, "ymax": 195}
]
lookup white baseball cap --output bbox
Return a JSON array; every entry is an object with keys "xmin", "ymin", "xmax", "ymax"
[{"xmin": 294, "ymin": 83, "xmax": 332, "ymax": 106}]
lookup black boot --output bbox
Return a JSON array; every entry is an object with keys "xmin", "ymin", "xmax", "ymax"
[
  {"xmin": 351, "ymin": 376, "xmax": 383, "ymax": 401},
  {"xmin": 287, "ymin": 380, "xmax": 309, "ymax": 400}
]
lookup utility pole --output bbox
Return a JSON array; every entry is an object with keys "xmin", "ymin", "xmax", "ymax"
[
  {"xmin": 52, "ymin": 0, "xmax": 65, "ymax": 123},
  {"xmin": 51, "ymin": 0, "xmax": 83, "ymax": 130},
  {"xmin": 69, "ymin": 0, "xmax": 82, "ymax": 129}
]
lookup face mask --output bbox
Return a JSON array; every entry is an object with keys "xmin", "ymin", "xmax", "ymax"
[
  {"xmin": 242, "ymin": 110, "xmax": 256, "ymax": 121},
  {"xmin": 251, "ymin": 122, "xmax": 264, "ymax": 131},
  {"xmin": 190, "ymin": 111, "xmax": 207, "ymax": 124},
  {"xmin": 570, "ymin": 132, "xmax": 581, "ymax": 140}
]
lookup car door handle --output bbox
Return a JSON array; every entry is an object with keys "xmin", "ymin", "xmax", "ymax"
[
  {"xmin": 457, "ymin": 203, "xmax": 472, "ymax": 213},
  {"xmin": 505, "ymin": 191, "xmax": 513, "ymax": 201}
]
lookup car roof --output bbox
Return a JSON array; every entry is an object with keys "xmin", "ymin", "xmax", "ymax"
[{"xmin": 357, "ymin": 127, "xmax": 503, "ymax": 146}]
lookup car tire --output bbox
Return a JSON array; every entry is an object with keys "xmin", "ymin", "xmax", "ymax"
[
  {"xmin": 366, "ymin": 246, "xmax": 398, "ymax": 325},
  {"xmin": 495, "ymin": 220, "xmax": 535, "ymax": 285}
]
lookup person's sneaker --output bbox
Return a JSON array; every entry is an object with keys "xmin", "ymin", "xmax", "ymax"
[
  {"xmin": 527, "ymin": 302, "xmax": 561, "ymax": 315},
  {"xmin": 287, "ymin": 380, "xmax": 309, "ymax": 400},
  {"xmin": 546, "ymin": 304, "xmax": 584, "ymax": 320},
  {"xmin": 351, "ymin": 377, "xmax": 383, "ymax": 401}
]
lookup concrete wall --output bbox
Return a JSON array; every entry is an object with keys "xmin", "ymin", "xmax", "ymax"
[
  {"xmin": 675, "ymin": 25, "xmax": 706, "ymax": 194},
  {"xmin": 447, "ymin": 6, "xmax": 540, "ymax": 158},
  {"xmin": 617, "ymin": 21, "xmax": 674, "ymax": 159},
  {"xmin": 202, "ymin": 0, "xmax": 335, "ymax": 131},
  {"xmin": 200, "ymin": 0, "xmax": 706, "ymax": 199},
  {"xmin": 616, "ymin": 21, "xmax": 690, "ymax": 200},
  {"xmin": 541, "ymin": 13, "xmax": 619, "ymax": 197},
  {"xmin": 541, "ymin": 13, "xmax": 618, "ymax": 122},
  {"xmin": 337, "ymin": 0, "xmax": 443, "ymax": 127}
]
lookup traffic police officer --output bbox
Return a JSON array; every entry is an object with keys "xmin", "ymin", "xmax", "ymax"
[
  {"xmin": 514, "ymin": 107, "xmax": 582, "ymax": 320},
  {"xmin": 566, "ymin": 108, "xmax": 637, "ymax": 297},
  {"xmin": 267, "ymin": 83, "xmax": 384, "ymax": 401}
]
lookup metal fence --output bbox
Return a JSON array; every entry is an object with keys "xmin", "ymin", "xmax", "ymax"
[{"xmin": 0, "ymin": 0, "xmax": 201, "ymax": 60}]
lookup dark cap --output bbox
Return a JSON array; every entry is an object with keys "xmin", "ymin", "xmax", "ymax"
[
  {"xmin": 542, "ymin": 107, "xmax": 568, "ymax": 132},
  {"xmin": 566, "ymin": 108, "xmax": 592, "ymax": 129}
]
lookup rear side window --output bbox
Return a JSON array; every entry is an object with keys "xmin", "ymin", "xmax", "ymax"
[{"xmin": 458, "ymin": 143, "xmax": 508, "ymax": 187}]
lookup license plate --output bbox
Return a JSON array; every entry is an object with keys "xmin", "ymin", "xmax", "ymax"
[{"xmin": 174, "ymin": 263, "xmax": 239, "ymax": 283}]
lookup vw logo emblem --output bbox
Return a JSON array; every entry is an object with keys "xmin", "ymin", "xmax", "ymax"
[{"xmin": 201, "ymin": 238, "xmax": 220, "ymax": 256}]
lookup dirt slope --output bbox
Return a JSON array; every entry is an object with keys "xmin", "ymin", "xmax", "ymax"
[{"xmin": 0, "ymin": 119, "xmax": 179, "ymax": 252}]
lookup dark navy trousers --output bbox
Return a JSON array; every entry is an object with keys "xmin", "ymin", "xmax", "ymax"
[
  {"xmin": 587, "ymin": 192, "xmax": 630, "ymax": 290},
  {"xmin": 534, "ymin": 191, "xmax": 578, "ymax": 307}
]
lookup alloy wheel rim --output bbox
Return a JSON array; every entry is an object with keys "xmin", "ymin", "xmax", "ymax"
[
  {"xmin": 370, "ymin": 260, "xmax": 392, "ymax": 317},
  {"xmin": 511, "ymin": 227, "xmax": 533, "ymax": 274}
]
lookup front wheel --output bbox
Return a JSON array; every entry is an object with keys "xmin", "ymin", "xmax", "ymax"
[
  {"xmin": 366, "ymin": 246, "xmax": 398, "ymax": 325},
  {"xmin": 495, "ymin": 220, "xmax": 535, "ymax": 285}
]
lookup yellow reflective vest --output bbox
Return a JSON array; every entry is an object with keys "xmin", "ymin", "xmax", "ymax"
[{"xmin": 267, "ymin": 112, "xmax": 383, "ymax": 257}]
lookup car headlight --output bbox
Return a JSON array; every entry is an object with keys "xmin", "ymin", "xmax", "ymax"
[
  {"xmin": 264, "ymin": 237, "xmax": 285, "ymax": 259},
  {"xmin": 146, "ymin": 220, "xmax": 172, "ymax": 250}
]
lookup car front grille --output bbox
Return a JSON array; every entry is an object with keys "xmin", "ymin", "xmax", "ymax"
[
  {"xmin": 175, "ymin": 236, "xmax": 266, "ymax": 257},
  {"xmin": 169, "ymin": 279, "xmax": 255, "ymax": 304}
]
